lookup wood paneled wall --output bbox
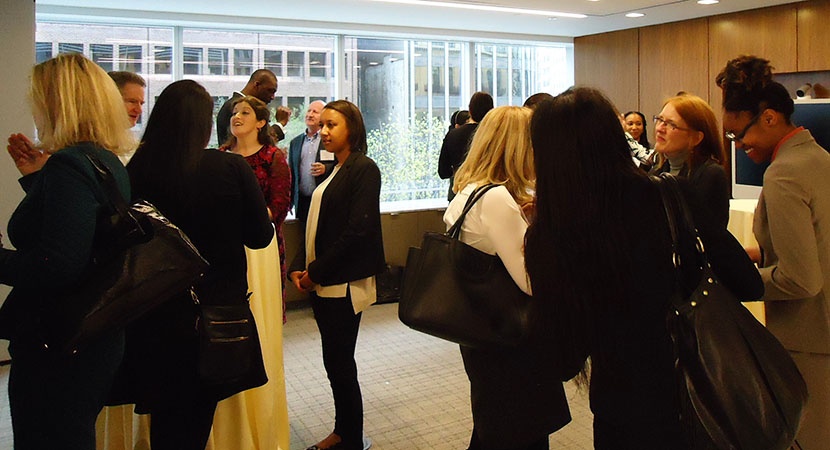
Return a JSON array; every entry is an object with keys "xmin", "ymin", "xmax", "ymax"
[
  {"xmin": 575, "ymin": 0, "xmax": 830, "ymax": 120},
  {"xmin": 639, "ymin": 18, "xmax": 709, "ymax": 124},
  {"xmin": 797, "ymin": 0, "xmax": 830, "ymax": 71},
  {"xmin": 707, "ymin": 4, "xmax": 799, "ymax": 114},
  {"xmin": 574, "ymin": 28, "xmax": 639, "ymax": 113}
]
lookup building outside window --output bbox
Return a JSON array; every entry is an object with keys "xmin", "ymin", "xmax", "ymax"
[
  {"xmin": 234, "ymin": 48, "xmax": 253, "ymax": 76},
  {"xmin": 118, "ymin": 45, "xmax": 142, "ymax": 73},
  {"xmin": 58, "ymin": 42, "xmax": 83, "ymax": 54},
  {"xmin": 36, "ymin": 42, "xmax": 52, "ymax": 64},
  {"xmin": 264, "ymin": 50, "xmax": 283, "ymax": 76},
  {"xmin": 90, "ymin": 44, "xmax": 113, "ymax": 72},
  {"xmin": 208, "ymin": 48, "xmax": 228, "ymax": 76},
  {"xmin": 36, "ymin": 19, "xmax": 572, "ymax": 211},
  {"xmin": 154, "ymin": 45, "xmax": 172, "ymax": 75},
  {"xmin": 287, "ymin": 51, "xmax": 304, "ymax": 77}
]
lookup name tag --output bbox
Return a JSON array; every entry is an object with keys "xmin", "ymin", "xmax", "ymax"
[{"xmin": 320, "ymin": 150, "xmax": 335, "ymax": 161}]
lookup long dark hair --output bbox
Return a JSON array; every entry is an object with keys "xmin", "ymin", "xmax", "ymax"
[
  {"xmin": 623, "ymin": 110, "xmax": 651, "ymax": 149},
  {"xmin": 324, "ymin": 100, "xmax": 367, "ymax": 153},
  {"xmin": 526, "ymin": 87, "xmax": 643, "ymax": 380},
  {"xmin": 128, "ymin": 80, "xmax": 213, "ymax": 207},
  {"xmin": 715, "ymin": 55, "xmax": 794, "ymax": 120}
]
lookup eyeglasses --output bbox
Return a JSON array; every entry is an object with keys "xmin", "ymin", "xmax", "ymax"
[
  {"xmin": 653, "ymin": 115, "xmax": 692, "ymax": 132},
  {"xmin": 724, "ymin": 112, "xmax": 762, "ymax": 144}
]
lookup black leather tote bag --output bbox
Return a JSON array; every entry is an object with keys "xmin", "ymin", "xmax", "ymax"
[
  {"xmin": 46, "ymin": 153, "xmax": 208, "ymax": 355},
  {"xmin": 399, "ymin": 184, "xmax": 530, "ymax": 348},
  {"xmin": 656, "ymin": 174, "xmax": 807, "ymax": 450}
]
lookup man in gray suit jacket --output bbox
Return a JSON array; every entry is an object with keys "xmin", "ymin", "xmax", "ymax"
[{"xmin": 289, "ymin": 100, "xmax": 335, "ymax": 222}]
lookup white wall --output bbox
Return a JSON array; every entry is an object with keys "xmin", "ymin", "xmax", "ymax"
[{"xmin": 0, "ymin": 0, "xmax": 36, "ymax": 361}]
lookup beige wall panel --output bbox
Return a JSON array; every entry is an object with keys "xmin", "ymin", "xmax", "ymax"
[
  {"xmin": 798, "ymin": 0, "xmax": 830, "ymax": 71},
  {"xmin": 708, "ymin": 4, "xmax": 799, "ymax": 113},
  {"xmin": 639, "ymin": 19, "xmax": 710, "ymax": 128},
  {"xmin": 575, "ymin": 28, "xmax": 640, "ymax": 112}
]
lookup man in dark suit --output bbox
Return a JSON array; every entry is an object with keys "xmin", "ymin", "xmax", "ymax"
[
  {"xmin": 215, "ymin": 69, "xmax": 278, "ymax": 145},
  {"xmin": 288, "ymin": 100, "xmax": 335, "ymax": 222},
  {"xmin": 438, "ymin": 91, "xmax": 494, "ymax": 200}
]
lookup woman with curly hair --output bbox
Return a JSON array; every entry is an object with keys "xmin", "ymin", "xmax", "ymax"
[{"xmin": 716, "ymin": 55, "xmax": 830, "ymax": 448}]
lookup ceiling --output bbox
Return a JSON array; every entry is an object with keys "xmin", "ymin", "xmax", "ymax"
[{"xmin": 38, "ymin": 0, "xmax": 805, "ymax": 39}]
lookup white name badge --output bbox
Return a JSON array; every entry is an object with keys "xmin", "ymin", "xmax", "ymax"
[{"xmin": 320, "ymin": 150, "xmax": 335, "ymax": 161}]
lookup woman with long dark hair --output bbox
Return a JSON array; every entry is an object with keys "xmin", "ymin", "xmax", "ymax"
[
  {"xmin": 122, "ymin": 80, "xmax": 274, "ymax": 450},
  {"xmin": 525, "ymin": 87, "xmax": 762, "ymax": 449},
  {"xmin": 717, "ymin": 55, "xmax": 830, "ymax": 448},
  {"xmin": 623, "ymin": 111, "xmax": 650, "ymax": 149}
]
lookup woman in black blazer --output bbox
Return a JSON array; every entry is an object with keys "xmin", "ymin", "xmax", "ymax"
[{"xmin": 290, "ymin": 100, "xmax": 385, "ymax": 450}]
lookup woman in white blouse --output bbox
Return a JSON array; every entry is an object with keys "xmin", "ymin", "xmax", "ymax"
[{"xmin": 444, "ymin": 106, "xmax": 571, "ymax": 450}]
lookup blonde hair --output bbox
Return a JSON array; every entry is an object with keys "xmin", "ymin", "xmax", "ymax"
[
  {"xmin": 30, "ymin": 53, "xmax": 135, "ymax": 155},
  {"xmin": 453, "ymin": 106, "xmax": 534, "ymax": 204}
]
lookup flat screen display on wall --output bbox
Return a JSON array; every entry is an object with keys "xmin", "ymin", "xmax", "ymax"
[{"xmin": 731, "ymin": 99, "xmax": 830, "ymax": 199}]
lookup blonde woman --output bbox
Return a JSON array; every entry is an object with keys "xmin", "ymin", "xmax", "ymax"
[
  {"xmin": 0, "ymin": 53, "xmax": 136, "ymax": 449},
  {"xmin": 444, "ymin": 106, "xmax": 570, "ymax": 450}
]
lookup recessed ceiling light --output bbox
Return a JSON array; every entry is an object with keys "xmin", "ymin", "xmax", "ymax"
[
  {"xmin": 626, "ymin": 12, "xmax": 645, "ymax": 18},
  {"xmin": 370, "ymin": 0, "xmax": 587, "ymax": 19},
  {"xmin": 698, "ymin": 0, "xmax": 719, "ymax": 4}
]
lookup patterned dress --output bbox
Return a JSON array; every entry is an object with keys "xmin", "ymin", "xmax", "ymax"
[{"xmin": 225, "ymin": 144, "xmax": 292, "ymax": 322}]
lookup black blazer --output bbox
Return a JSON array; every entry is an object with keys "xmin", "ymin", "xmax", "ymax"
[
  {"xmin": 438, "ymin": 122, "xmax": 478, "ymax": 179},
  {"xmin": 650, "ymin": 157, "xmax": 730, "ymax": 229},
  {"xmin": 290, "ymin": 151, "xmax": 386, "ymax": 286}
]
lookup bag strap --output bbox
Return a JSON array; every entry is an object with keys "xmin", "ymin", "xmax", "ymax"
[
  {"xmin": 654, "ymin": 173, "xmax": 709, "ymax": 308},
  {"xmin": 446, "ymin": 183, "xmax": 500, "ymax": 239},
  {"xmin": 83, "ymin": 152, "xmax": 131, "ymax": 216}
]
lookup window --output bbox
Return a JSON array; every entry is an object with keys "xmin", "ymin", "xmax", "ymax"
[
  {"xmin": 183, "ymin": 47, "xmax": 203, "ymax": 75},
  {"xmin": 35, "ymin": 19, "xmax": 572, "ymax": 212},
  {"xmin": 287, "ymin": 51, "xmax": 304, "ymax": 77},
  {"xmin": 208, "ymin": 48, "xmax": 228, "ymax": 75},
  {"xmin": 155, "ymin": 46, "xmax": 172, "ymax": 74},
  {"xmin": 90, "ymin": 44, "xmax": 113, "ymax": 72},
  {"xmin": 287, "ymin": 96, "xmax": 306, "ymax": 114},
  {"xmin": 119, "ymin": 45, "xmax": 142, "ymax": 73},
  {"xmin": 264, "ymin": 50, "xmax": 282, "ymax": 75},
  {"xmin": 58, "ymin": 43, "xmax": 83, "ymax": 54},
  {"xmin": 233, "ymin": 49, "xmax": 253, "ymax": 76},
  {"xmin": 36, "ymin": 42, "xmax": 52, "ymax": 63},
  {"xmin": 309, "ymin": 52, "xmax": 327, "ymax": 78}
]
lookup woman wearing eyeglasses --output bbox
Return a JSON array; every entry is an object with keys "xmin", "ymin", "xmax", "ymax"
[
  {"xmin": 649, "ymin": 93, "xmax": 730, "ymax": 229},
  {"xmin": 716, "ymin": 55, "xmax": 830, "ymax": 448}
]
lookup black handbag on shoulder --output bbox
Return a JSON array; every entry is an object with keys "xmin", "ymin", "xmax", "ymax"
[
  {"xmin": 45, "ymin": 153, "xmax": 209, "ymax": 355},
  {"xmin": 655, "ymin": 174, "xmax": 807, "ymax": 450},
  {"xmin": 194, "ymin": 291, "xmax": 268, "ymax": 389},
  {"xmin": 399, "ymin": 184, "xmax": 531, "ymax": 348}
]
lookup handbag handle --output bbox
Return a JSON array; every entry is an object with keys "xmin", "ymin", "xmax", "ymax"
[
  {"xmin": 84, "ymin": 152, "xmax": 134, "ymax": 222},
  {"xmin": 446, "ymin": 183, "xmax": 500, "ymax": 239},
  {"xmin": 654, "ymin": 173, "xmax": 709, "ymax": 309}
]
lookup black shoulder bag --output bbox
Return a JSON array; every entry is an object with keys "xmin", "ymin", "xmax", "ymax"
[
  {"xmin": 398, "ymin": 184, "xmax": 531, "ymax": 348},
  {"xmin": 655, "ymin": 173, "xmax": 807, "ymax": 450},
  {"xmin": 44, "ymin": 153, "xmax": 209, "ymax": 354}
]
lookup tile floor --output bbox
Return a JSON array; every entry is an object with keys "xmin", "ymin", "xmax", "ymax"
[{"xmin": 0, "ymin": 302, "xmax": 595, "ymax": 449}]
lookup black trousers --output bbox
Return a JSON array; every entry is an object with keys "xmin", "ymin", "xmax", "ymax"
[
  {"xmin": 8, "ymin": 330, "xmax": 124, "ymax": 450},
  {"xmin": 468, "ymin": 426, "xmax": 549, "ymax": 450},
  {"xmin": 310, "ymin": 291, "xmax": 364, "ymax": 450},
  {"xmin": 150, "ymin": 397, "xmax": 218, "ymax": 450}
]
